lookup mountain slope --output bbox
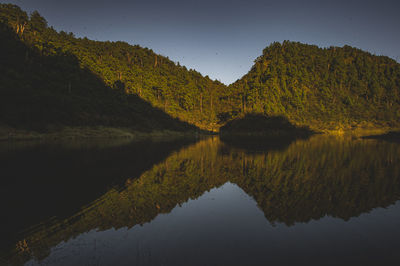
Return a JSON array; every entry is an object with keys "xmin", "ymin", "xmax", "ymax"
[
  {"xmin": 0, "ymin": 4, "xmax": 227, "ymax": 132},
  {"xmin": 0, "ymin": 22, "xmax": 197, "ymax": 134},
  {"xmin": 2, "ymin": 4, "xmax": 399, "ymax": 133},
  {"xmin": 228, "ymin": 41, "xmax": 400, "ymax": 130}
]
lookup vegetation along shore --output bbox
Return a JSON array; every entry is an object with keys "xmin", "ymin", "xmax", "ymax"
[{"xmin": 1, "ymin": 4, "xmax": 399, "ymax": 140}]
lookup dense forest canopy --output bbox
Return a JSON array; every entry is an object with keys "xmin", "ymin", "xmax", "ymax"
[
  {"xmin": 1, "ymin": 4, "xmax": 399, "ymax": 132},
  {"xmin": 0, "ymin": 4, "xmax": 226, "ymax": 131},
  {"xmin": 228, "ymin": 41, "xmax": 400, "ymax": 130}
]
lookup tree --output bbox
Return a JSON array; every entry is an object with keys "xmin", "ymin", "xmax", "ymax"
[
  {"xmin": 29, "ymin": 11, "xmax": 47, "ymax": 35},
  {"xmin": 0, "ymin": 4, "xmax": 28, "ymax": 36}
]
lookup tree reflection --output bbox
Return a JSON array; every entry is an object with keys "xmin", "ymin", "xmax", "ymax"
[{"xmin": 6, "ymin": 136, "xmax": 400, "ymax": 265}]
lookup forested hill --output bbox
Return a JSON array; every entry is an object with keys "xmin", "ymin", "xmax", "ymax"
[
  {"xmin": 0, "ymin": 4, "xmax": 227, "ymax": 132},
  {"xmin": 1, "ymin": 4, "xmax": 399, "ymax": 133},
  {"xmin": 228, "ymin": 41, "xmax": 400, "ymax": 130}
]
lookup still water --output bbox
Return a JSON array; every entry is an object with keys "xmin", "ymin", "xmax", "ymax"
[{"xmin": 1, "ymin": 135, "xmax": 400, "ymax": 265}]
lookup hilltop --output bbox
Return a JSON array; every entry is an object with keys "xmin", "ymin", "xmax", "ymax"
[
  {"xmin": 226, "ymin": 41, "xmax": 400, "ymax": 132},
  {"xmin": 0, "ymin": 4, "xmax": 226, "ymax": 139},
  {"xmin": 1, "ymin": 4, "xmax": 400, "ymax": 136}
]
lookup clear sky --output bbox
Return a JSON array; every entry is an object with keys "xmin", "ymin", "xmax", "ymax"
[{"xmin": 4, "ymin": 0, "xmax": 400, "ymax": 84}]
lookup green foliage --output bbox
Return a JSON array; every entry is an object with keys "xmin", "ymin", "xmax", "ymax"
[
  {"xmin": 0, "ymin": 22, "xmax": 196, "ymax": 132},
  {"xmin": 28, "ymin": 11, "xmax": 47, "ymax": 34},
  {"xmin": 228, "ymin": 41, "xmax": 400, "ymax": 129},
  {"xmin": 0, "ymin": 4, "xmax": 226, "ymax": 131},
  {"xmin": 1, "ymin": 5, "xmax": 399, "ymax": 132},
  {"xmin": 0, "ymin": 4, "xmax": 28, "ymax": 36}
]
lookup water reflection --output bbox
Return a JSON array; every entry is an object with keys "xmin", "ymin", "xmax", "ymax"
[
  {"xmin": 3, "ymin": 136, "xmax": 400, "ymax": 265},
  {"xmin": 0, "ymin": 138, "xmax": 196, "ymax": 252}
]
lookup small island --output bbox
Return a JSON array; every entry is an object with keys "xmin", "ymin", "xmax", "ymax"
[
  {"xmin": 218, "ymin": 114, "xmax": 315, "ymax": 151},
  {"xmin": 362, "ymin": 131, "xmax": 400, "ymax": 143},
  {"xmin": 219, "ymin": 114, "xmax": 314, "ymax": 137}
]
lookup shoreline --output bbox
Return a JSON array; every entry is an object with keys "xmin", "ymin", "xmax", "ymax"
[
  {"xmin": 362, "ymin": 131, "xmax": 400, "ymax": 142},
  {"xmin": 0, "ymin": 126, "xmax": 204, "ymax": 142},
  {"xmin": 1, "ymin": 125, "xmax": 399, "ymax": 142}
]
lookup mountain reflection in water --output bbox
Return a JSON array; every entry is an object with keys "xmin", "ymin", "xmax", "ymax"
[{"xmin": 3, "ymin": 136, "xmax": 400, "ymax": 266}]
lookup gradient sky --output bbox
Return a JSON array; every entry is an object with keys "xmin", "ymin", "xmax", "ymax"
[{"xmin": 4, "ymin": 0, "xmax": 400, "ymax": 84}]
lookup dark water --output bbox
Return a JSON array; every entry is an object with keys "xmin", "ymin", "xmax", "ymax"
[{"xmin": 1, "ymin": 136, "xmax": 400, "ymax": 266}]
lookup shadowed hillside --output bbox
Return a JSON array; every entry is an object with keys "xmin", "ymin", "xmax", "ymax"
[
  {"xmin": 0, "ymin": 137, "xmax": 196, "ymax": 255},
  {"xmin": 0, "ymin": 21, "xmax": 197, "ymax": 134},
  {"xmin": 1, "ymin": 5, "xmax": 400, "ymax": 134},
  {"xmin": 0, "ymin": 4, "xmax": 227, "ymax": 132}
]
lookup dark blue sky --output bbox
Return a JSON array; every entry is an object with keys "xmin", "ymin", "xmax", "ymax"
[{"xmin": 5, "ymin": 0, "xmax": 400, "ymax": 84}]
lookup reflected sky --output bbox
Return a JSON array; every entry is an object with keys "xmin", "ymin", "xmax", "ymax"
[
  {"xmin": 26, "ymin": 182, "xmax": 400, "ymax": 266},
  {"xmin": 3, "ymin": 136, "xmax": 400, "ymax": 265}
]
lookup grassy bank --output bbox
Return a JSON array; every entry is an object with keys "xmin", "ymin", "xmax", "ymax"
[
  {"xmin": 317, "ymin": 124, "xmax": 399, "ymax": 137},
  {"xmin": 1, "ymin": 122, "xmax": 397, "ymax": 142},
  {"xmin": 0, "ymin": 126, "xmax": 202, "ymax": 141}
]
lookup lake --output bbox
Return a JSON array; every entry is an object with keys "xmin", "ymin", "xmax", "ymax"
[{"xmin": 1, "ymin": 135, "xmax": 400, "ymax": 266}]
